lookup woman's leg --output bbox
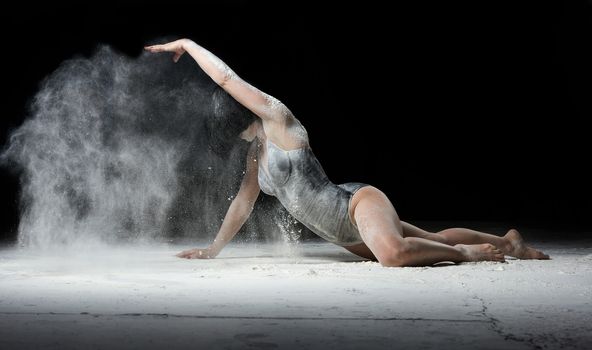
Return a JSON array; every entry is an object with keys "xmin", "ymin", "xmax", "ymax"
[
  {"xmin": 400, "ymin": 221, "xmax": 549, "ymax": 259},
  {"xmin": 345, "ymin": 187, "xmax": 505, "ymax": 267}
]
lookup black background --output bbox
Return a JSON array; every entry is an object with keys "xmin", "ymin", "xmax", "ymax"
[{"xmin": 1, "ymin": 1, "xmax": 591, "ymax": 242}]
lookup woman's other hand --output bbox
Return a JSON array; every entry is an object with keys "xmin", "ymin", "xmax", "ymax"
[{"xmin": 176, "ymin": 247, "xmax": 218, "ymax": 259}]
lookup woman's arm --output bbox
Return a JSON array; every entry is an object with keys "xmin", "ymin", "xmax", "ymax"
[
  {"xmin": 145, "ymin": 39, "xmax": 292, "ymax": 122},
  {"xmin": 176, "ymin": 142, "xmax": 260, "ymax": 259}
]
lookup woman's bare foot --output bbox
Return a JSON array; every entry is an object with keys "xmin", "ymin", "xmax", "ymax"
[
  {"xmin": 456, "ymin": 243, "xmax": 506, "ymax": 262},
  {"xmin": 504, "ymin": 229, "xmax": 549, "ymax": 259}
]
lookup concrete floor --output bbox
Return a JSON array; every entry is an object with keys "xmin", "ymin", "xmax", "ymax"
[{"xmin": 0, "ymin": 240, "xmax": 590, "ymax": 349}]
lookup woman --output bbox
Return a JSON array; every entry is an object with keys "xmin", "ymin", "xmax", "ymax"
[{"xmin": 145, "ymin": 39, "xmax": 549, "ymax": 267}]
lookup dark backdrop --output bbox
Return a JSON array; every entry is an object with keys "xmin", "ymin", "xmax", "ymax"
[{"xmin": 1, "ymin": 1, "xmax": 591, "ymax": 242}]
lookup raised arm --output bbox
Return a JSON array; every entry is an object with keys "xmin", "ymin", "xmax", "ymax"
[
  {"xmin": 145, "ymin": 39, "xmax": 292, "ymax": 122},
  {"xmin": 176, "ymin": 142, "xmax": 260, "ymax": 259}
]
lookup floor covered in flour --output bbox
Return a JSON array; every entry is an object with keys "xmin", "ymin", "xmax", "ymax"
[{"xmin": 0, "ymin": 236, "xmax": 590, "ymax": 349}]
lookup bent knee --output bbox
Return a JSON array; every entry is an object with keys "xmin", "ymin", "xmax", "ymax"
[{"xmin": 376, "ymin": 242, "xmax": 412, "ymax": 267}]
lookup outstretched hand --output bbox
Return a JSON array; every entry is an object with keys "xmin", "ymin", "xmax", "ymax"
[
  {"xmin": 176, "ymin": 247, "xmax": 217, "ymax": 259},
  {"xmin": 144, "ymin": 39, "xmax": 189, "ymax": 63}
]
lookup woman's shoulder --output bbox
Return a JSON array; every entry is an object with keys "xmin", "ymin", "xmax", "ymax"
[{"xmin": 260, "ymin": 116, "xmax": 309, "ymax": 150}]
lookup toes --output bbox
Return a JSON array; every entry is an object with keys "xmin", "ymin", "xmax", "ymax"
[
  {"xmin": 538, "ymin": 252, "xmax": 550, "ymax": 260},
  {"xmin": 524, "ymin": 248, "xmax": 548, "ymax": 259}
]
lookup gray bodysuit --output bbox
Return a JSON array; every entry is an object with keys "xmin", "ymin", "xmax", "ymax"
[{"xmin": 258, "ymin": 140, "xmax": 368, "ymax": 246}]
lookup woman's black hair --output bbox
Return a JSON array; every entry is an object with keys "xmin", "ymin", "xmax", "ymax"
[{"xmin": 207, "ymin": 87, "xmax": 257, "ymax": 158}]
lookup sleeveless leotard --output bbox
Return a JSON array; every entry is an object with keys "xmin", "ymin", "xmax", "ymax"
[{"xmin": 257, "ymin": 140, "xmax": 367, "ymax": 246}]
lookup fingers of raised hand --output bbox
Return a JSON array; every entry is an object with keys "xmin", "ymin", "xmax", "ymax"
[{"xmin": 145, "ymin": 44, "xmax": 170, "ymax": 53}]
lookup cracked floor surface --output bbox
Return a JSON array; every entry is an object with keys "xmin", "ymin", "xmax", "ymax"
[{"xmin": 0, "ymin": 240, "xmax": 590, "ymax": 349}]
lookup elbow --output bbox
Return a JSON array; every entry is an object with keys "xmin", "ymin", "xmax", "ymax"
[
  {"xmin": 217, "ymin": 69, "xmax": 237, "ymax": 87},
  {"xmin": 233, "ymin": 199, "xmax": 255, "ymax": 220},
  {"xmin": 237, "ymin": 210, "xmax": 253, "ymax": 223}
]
